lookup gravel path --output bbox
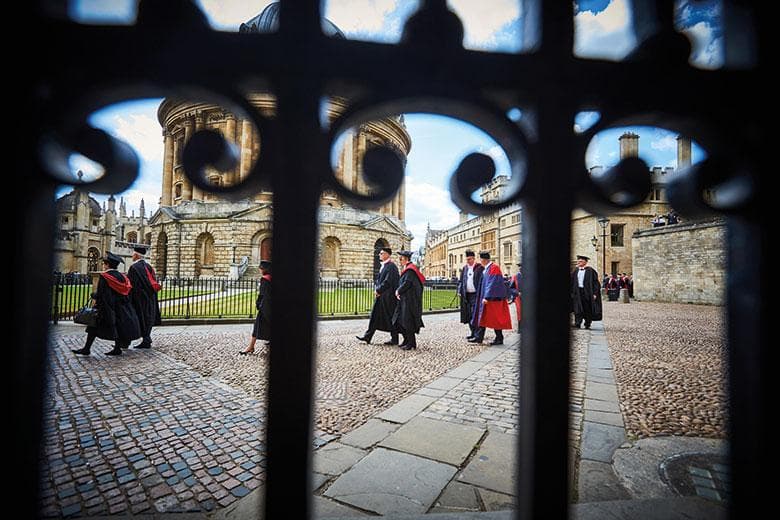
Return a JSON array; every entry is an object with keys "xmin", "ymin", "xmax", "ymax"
[
  {"xmin": 152, "ymin": 313, "xmax": 492, "ymax": 436},
  {"xmin": 602, "ymin": 301, "xmax": 727, "ymax": 439}
]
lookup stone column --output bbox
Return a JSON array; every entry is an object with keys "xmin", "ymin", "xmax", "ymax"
[
  {"xmin": 356, "ymin": 131, "xmax": 367, "ymax": 194},
  {"xmin": 341, "ymin": 131, "xmax": 355, "ymax": 191},
  {"xmin": 192, "ymin": 113, "xmax": 204, "ymax": 200},
  {"xmin": 224, "ymin": 114, "xmax": 237, "ymax": 185},
  {"xmin": 161, "ymin": 130, "xmax": 174, "ymax": 206},
  {"xmin": 676, "ymin": 135, "xmax": 691, "ymax": 169},
  {"xmin": 398, "ymin": 180, "xmax": 405, "ymax": 221},
  {"xmin": 182, "ymin": 117, "xmax": 194, "ymax": 200},
  {"xmin": 239, "ymin": 119, "xmax": 253, "ymax": 182},
  {"xmin": 619, "ymin": 132, "xmax": 639, "ymax": 159}
]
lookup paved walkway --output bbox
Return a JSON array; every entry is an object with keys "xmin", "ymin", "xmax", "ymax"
[{"xmin": 42, "ymin": 312, "xmax": 727, "ymax": 518}]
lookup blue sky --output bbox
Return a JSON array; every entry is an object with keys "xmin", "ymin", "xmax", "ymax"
[{"xmin": 66, "ymin": 0, "xmax": 721, "ymax": 248}]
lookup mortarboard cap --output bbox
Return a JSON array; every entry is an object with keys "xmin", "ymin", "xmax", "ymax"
[
  {"xmin": 398, "ymin": 250, "xmax": 413, "ymax": 258},
  {"xmin": 259, "ymin": 260, "xmax": 272, "ymax": 271},
  {"xmin": 133, "ymin": 245, "xmax": 148, "ymax": 255},
  {"xmin": 104, "ymin": 252, "xmax": 124, "ymax": 268},
  {"xmin": 465, "ymin": 250, "xmax": 475, "ymax": 257},
  {"xmin": 479, "ymin": 251, "xmax": 490, "ymax": 259},
  {"xmin": 576, "ymin": 255, "xmax": 590, "ymax": 261}
]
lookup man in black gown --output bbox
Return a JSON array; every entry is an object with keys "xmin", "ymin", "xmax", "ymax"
[
  {"xmin": 393, "ymin": 251, "xmax": 425, "ymax": 350},
  {"xmin": 357, "ymin": 247, "xmax": 400, "ymax": 345},
  {"xmin": 570, "ymin": 255, "xmax": 603, "ymax": 329},
  {"xmin": 127, "ymin": 245, "xmax": 161, "ymax": 349}
]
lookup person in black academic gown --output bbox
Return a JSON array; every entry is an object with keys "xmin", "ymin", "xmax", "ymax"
[
  {"xmin": 570, "ymin": 255, "xmax": 603, "ymax": 329},
  {"xmin": 357, "ymin": 247, "xmax": 400, "ymax": 345},
  {"xmin": 127, "ymin": 245, "xmax": 161, "ymax": 349},
  {"xmin": 72, "ymin": 252, "xmax": 140, "ymax": 356},
  {"xmin": 392, "ymin": 251, "xmax": 425, "ymax": 350},
  {"xmin": 458, "ymin": 250, "xmax": 484, "ymax": 340},
  {"xmin": 241, "ymin": 260, "xmax": 272, "ymax": 355}
]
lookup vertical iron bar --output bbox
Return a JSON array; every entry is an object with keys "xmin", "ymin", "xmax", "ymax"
[{"xmin": 518, "ymin": 3, "xmax": 575, "ymax": 516}]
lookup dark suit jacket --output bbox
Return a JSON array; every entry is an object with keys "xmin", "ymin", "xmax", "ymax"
[{"xmin": 368, "ymin": 261, "xmax": 400, "ymax": 331}]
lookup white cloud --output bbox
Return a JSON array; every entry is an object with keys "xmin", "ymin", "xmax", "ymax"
[
  {"xmin": 575, "ymin": 0, "xmax": 636, "ymax": 59},
  {"xmin": 404, "ymin": 178, "xmax": 460, "ymax": 249},
  {"xmin": 682, "ymin": 21, "xmax": 723, "ymax": 69},
  {"xmin": 650, "ymin": 134, "xmax": 676, "ymax": 151},
  {"xmin": 106, "ymin": 113, "xmax": 164, "ymax": 161},
  {"xmin": 196, "ymin": 0, "xmax": 275, "ymax": 30},
  {"xmin": 325, "ymin": 0, "xmax": 409, "ymax": 38},
  {"xmin": 448, "ymin": 0, "xmax": 520, "ymax": 49}
]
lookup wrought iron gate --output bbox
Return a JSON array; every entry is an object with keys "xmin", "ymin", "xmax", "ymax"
[{"xmin": 12, "ymin": 1, "xmax": 767, "ymax": 518}]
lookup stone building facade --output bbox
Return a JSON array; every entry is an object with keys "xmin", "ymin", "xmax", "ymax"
[
  {"xmin": 148, "ymin": 6, "xmax": 412, "ymax": 280},
  {"xmin": 421, "ymin": 132, "xmax": 691, "ymax": 280},
  {"xmin": 631, "ymin": 219, "xmax": 725, "ymax": 305},
  {"xmin": 54, "ymin": 186, "xmax": 150, "ymax": 274}
]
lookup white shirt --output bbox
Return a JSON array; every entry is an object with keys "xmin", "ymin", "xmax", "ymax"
[
  {"xmin": 465, "ymin": 264, "xmax": 476, "ymax": 293},
  {"xmin": 577, "ymin": 267, "xmax": 586, "ymax": 288}
]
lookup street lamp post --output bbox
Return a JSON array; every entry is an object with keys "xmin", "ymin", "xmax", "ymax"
[{"xmin": 597, "ymin": 216, "xmax": 610, "ymax": 278}]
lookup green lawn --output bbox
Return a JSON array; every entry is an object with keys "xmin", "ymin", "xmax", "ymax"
[{"xmin": 54, "ymin": 284, "xmax": 460, "ymax": 320}]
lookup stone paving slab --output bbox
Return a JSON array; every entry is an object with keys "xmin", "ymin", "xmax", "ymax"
[
  {"xmin": 585, "ymin": 381, "xmax": 619, "ymax": 402},
  {"xmin": 580, "ymin": 422, "xmax": 626, "ymax": 463},
  {"xmin": 315, "ymin": 495, "xmax": 368, "ymax": 517},
  {"xmin": 444, "ymin": 361, "xmax": 485, "ymax": 380},
  {"xmin": 584, "ymin": 410, "xmax": 624, "ymax": 428},
  {"xmin": 313, "ymin": 443, "xmax": 368, "ymax": 476},
  {"xmin": 577, "ymin": 460, "xmax": 631, "ymax": 503},
  {"xmin": 375, "ymin": 395, "xmax": 437, "ymax": 424},
  {"xmin": 457, "ymin": 431, "xmax": 517, "ymax": 496},
  {"xmin": 478, "ymin": 488, "xmax": 516, "ymax": 512},
  {"xmin": 571, "ymin": 497, "xmax": 726, "ymax": 520},
  {"xmin": 323, "ymin": 448, "xmax": 457, "ymax": 515},
  {"xmin": 584, "ymin": 398, "xmax": 621, "ymax": 413},
  {"xmin": 429, "ymin": 481, "xmax": 481, "ymax": 514},
  {"xmin": 339, "ymin": 419, "xmax": 399, "ymax": 450},
  {"xmin": 378, "ymin": 416, "xmax": 485, "ymax": 466},
  {"xmin": 425, "ymin": 376, "xmax": 463, "ymax": 392}
]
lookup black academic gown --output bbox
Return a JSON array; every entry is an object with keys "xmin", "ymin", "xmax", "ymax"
[
  {"xmin": 570, "ymin": 266, "xmax": 603, "ymax": 321},
  {"xmin": 127, "ymin": 260, "xmax": 162, "ymax": 339},
  {"xmin": 393, "ymin": 265, "xmax": 425, "ymax": 334},
  {"xmin": 252, "ymin": 276, "xmax": 272, "ymax": 341},
  {"xmin": 87, "ymin": 270, "xmax": 141, "ymax": 344},
  {"xmin": 367, "ymin": 261, "xmax": 400, "ymax": 332},
  {"xmin": 458, "ymin": 263, "xmax": 484, "ymax": 324}
]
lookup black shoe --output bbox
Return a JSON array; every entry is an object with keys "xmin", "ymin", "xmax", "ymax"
[
  {"xmin": 584, "ymin": 324, "xmax": 591, "ymax": 329},
  {"xmin": 468, "ymin": 337, "xmax": 483, "ymax": 343},
  {"xmin": 572, "ymin": 324, "xmax": 581, "ymax": 329},
  {"xmin": 490, "ymin": 339, "xmax": 504, "ymax": 345},
  {"xmin": 72, "ymin": 347, "xmax": 91, "ymax": 356},
  {"xmin": 466, "ymin": 336, "xmax": 475, "ymax": 341},
  {"xmin": 135, "ymin": 342, "xmax": 151, "ymax": 349},
  {"xmin": 382, "ymin": 340, "xmax": 399, "ymax": 345},
  {"xmin": 239, "ymin": 349, "xmax": 254, "ymax": 355},
  {"xmin": 400, "ymin": 343, "xmax": 416, "ymax": 350},
  {"xmin": 355, "ymin": 335, "xmax": 371, "ymax": 344},
  {"xmin": 106, "ymin": 347, "xmax": 123, "ymax": 356}
]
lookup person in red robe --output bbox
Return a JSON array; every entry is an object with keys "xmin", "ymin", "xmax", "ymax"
[
  {"xmin": 508, "ymin": 263, "xmax": 522, "ymax": 332},
  {"xmin": 469, "ymin": 251, "xmax": 512, "ymax": 345}
]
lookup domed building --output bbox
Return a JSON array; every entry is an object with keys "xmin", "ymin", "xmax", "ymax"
[{"xmin": 148, "ymin": 3, "xmax": 412, "ymax": 280}]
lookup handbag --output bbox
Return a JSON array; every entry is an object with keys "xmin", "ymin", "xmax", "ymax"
[{"xmin": 73, "ymin": 301, "xmax": 98, "ymax": 327}]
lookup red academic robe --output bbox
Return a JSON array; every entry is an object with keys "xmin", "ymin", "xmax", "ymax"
[{"xmin": 472, "ymin": 262, "xmax": 512, "ymax": 330}]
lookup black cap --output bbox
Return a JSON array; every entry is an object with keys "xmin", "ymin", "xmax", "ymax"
[
  {"xmin": 259, "ymin": 260, "xmax": 272, "ymax": 271},
  {"xmin": 133, "ymin": 245, "xmax": 148, "ymax": 255},
  {"xmin": 379, "ymin": 247, "xmax": 392, "ymax": 255},
  {"xmin": 103, "ymin": 252, "xmax": 124, "ymax": 268},
  {"xmin": 398, "ymin": 250, "xmax": 413, "ymax": 258},
  {"xmin": 479, "ymin": 251, "xmax": 490, "ymax": 259},
  {"xmin": 465, "ymin": 250, "xmax": 475, "ymax": 257},
  {"xmin": 576, "ymin": 255, "xmax": 590, "ymax": 261},
  {"xmin": 516, "ymin": 263, "xmax": 522, "ymax": 267}
]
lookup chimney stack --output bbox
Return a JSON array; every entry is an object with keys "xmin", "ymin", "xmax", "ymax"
[
  {"xmin": 619, "ymin": 132, "xmax": 639, "ymax": 159},
  {"xmin": 676, "ymin": 135, "xmax": 691, "ymax": 170}
]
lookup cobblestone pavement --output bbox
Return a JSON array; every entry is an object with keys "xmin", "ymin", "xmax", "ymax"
[
  {"xmin": 419, "ymin": 329, "xmax": 588, "ymax": 444},
  {"xmin": 41, "ymin": 314, "xmax": 487, "ymax": 517},
  {"xmin": 41, "ymin": 335, "xmax": 265, "ymax": 518},
  {"xmin": 602, "ymin": 301, "xmax": 727, "ymax": 439}
]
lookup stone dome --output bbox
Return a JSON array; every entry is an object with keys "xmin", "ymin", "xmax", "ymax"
[
  {"xmin": 56, "ymin": 190, "xmax": 102, "ymax": 216},
  {"xmin": 239, "ymin": 2, "xmax": 345, "ymax": 38}
]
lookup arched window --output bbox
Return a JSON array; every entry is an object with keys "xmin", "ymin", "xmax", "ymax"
[
  {"xmin": 127, "ymin": 231, "xmax": 138, "ymax": 243},
  {"xmin": 260, "ymin": 238, "xmax": 272, "ymax": 261},
  {"xmin": 156, "ymin": 232, "xmax": 168, "ymax": 278},
  {"xmin": 321, "ymin": 237, "xmax": 341, "ymax": 275},
  {"xmin": 87, "ymin": 247, "xmax": 100, "ymax": 272},
  {"xmin": 195, "ymin": 232, "xmax": 215, "ymax": 276},
  {"xmin": 174, "ymin": 183, "xmax": 182, "ymax": 199}
]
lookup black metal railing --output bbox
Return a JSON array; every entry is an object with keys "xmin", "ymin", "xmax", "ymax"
[{"xmin": 49, "ymin": 276, "xmax": 460, "ymax": 322}]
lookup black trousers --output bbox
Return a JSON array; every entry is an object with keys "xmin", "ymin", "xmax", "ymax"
[
  {"xmin": 466, "ymin": 292, "xmax": 478, "ymax": 336},
  {"xmin": 362, "ymin": 327, "xmax": 399, "ymax": 343},
  {"xmin": 575, "ymin": 288, "xmax": 593, "ymax": 326}
]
